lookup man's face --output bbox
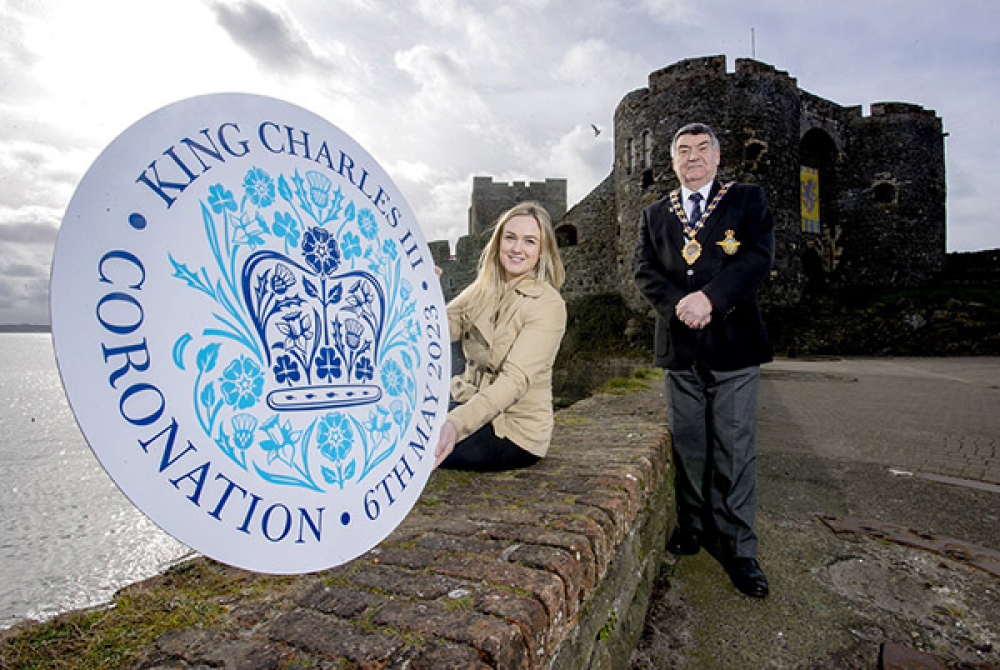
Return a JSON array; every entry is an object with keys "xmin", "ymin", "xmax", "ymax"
[{"xmin": 672, "ymin": 133, "xmax": 720, "ymax": 190}]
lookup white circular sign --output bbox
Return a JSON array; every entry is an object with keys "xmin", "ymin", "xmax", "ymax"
[{"xmin": 51, "ymin": 93, "xmax": 450, "ymax": 573}]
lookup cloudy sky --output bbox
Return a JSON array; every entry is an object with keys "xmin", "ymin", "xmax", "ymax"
[{"xmin": 2, "ymin": 0, "xmax": 998, "ymax": 325}]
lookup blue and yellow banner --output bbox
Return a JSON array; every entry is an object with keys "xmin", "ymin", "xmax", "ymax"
[{"xmin": 800, "ymin": 166, "xmax": 821, "ymax": 234}]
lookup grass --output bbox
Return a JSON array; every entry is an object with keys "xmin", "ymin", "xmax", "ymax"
[
  {"xmin": 0, "ymin": 559, "xmax": 296, "ymax": 669},
  {"xmin": 596, "ymin": 368, "xmax": 662, "ymax": 395}
]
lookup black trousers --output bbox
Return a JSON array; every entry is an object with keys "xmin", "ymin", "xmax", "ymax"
[
  {"xmin": 439, "ymin": 408, "xmax": 540, "ymax": 472},
  {"xmin": 667, "ymin": 365, "xmax": 761, "ymax": 559}
]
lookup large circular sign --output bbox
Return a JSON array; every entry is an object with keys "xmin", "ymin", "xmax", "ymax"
[{"xmin": 51, "ymin": 94, "xmax": 450, "ymax": 573}]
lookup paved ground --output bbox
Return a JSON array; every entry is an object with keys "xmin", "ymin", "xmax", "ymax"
[{"xmin": 631, "ymin": 357, "xmax": 1000, "ymax": 669}]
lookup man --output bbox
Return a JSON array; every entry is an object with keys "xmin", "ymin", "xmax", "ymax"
[{"xmin": 633, "ymin": 122, "xmax": 774, "ymax": 598}]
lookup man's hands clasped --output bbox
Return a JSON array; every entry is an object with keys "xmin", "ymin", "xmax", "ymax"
[{"xmin": 676, "ymin": 290, "xmax": 713, "ymax": 330}]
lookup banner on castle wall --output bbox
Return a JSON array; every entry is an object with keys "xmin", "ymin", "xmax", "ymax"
[
  {"xmin": 50, "ymin": 93, "xmax": 450, "ymax": 574},
  {"xmin": 800, "ymin": 166, "xmax": 821, "ymax": 234}
]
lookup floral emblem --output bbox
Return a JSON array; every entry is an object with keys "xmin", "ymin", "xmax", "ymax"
[{"xmin": 170, "ymin": 165, "xmax": 426, "ymax": 493}]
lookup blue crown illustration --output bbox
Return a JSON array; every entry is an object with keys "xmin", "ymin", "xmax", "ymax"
[{"xmin": 241, "ymin": 226, "xmax": 386, "ymax": 412}]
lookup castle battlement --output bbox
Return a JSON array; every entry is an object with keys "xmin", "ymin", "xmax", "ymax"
[
  {"xmin": 468, "ymin": 176, "xmax": 567, "ymax": 237},
  {"xmin": 869, "ymin": 101, "xmax": 939, "ymax": 119}
]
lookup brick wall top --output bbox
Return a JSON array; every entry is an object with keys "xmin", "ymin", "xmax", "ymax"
[{"xmin": 129, "ymin": 388, "xmax": 671, "ymax": 669}]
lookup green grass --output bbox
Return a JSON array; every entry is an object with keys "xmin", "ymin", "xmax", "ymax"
[
  {"xmin": 0, "ymin": 560, "xmax": 296, "ymax": 669},
  {"xmin": 596, "ymin": 368, "xmax": 662, "ymax": 395}
]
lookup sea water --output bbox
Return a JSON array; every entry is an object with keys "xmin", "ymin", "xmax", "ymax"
[{"xmin": 0, "ymin": 332, "xmax": 190, "ymax": 629}]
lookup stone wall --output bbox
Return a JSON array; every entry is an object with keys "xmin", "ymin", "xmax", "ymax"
[
  {"xmin": 470, "ymin": 176, "xmax": 568, "ymax": 237},
  {"xmin": 835, "ymin": 103, "xmax": 946, "ymax": 286},
  {"xmin": 95, "ymin": 387, "xmax": 673, "ymax": 669},
  {"xmin": 556, "ymin": 174, "xmax": 617, "ymax": 301}
]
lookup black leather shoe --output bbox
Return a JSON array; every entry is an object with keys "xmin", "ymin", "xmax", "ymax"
[
  {"xmin": 666, "ymin": 527, "xmax": 701, "ymax": 555},
  {"xmin": 725, "ymin": 557, "xmax": 769, "ymax": 598}
]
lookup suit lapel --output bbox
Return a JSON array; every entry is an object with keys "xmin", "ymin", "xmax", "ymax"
[{"xmin": 663, "ymin": 196, "xmax": 686, "ymax": 254}]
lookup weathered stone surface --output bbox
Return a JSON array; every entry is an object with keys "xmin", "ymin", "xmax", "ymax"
[
  {"xmin": 150, "ymin": 628, "xmax": 283, "ymax": 669},
  {"xmin": 505, "ymin": 543, "xmax": 584, "ymax": 619},
  {"xmin": 293, "ymin": 582, "xmax": 381, "ymax": 617},
  {"xmin": 483, "ymin": 525, "xmax": 593, "ymax": 596},
  {"xmin": 404, "ymin": 640, "xmax": 492, "ymax": 669},
  {"xmin": 371, "ymin": 600, "xmax": 530, "ymax": 669},
  {"xmin": 267, "ymin": 610, "xmax": 402, "ymax": 664},
  {"xmin": 369, "ymin": 545, "xmax": 441, "ymax": 569},
  {"xmin": 474, "ymin": 588, "xmax": 550, "ymax": 661},
  {"xmin": 433, "ymin": 556, "xmax": 566, "ymax": 626},
  {"xmin": 350, "ymin": 563, "xmax": 467, "ymax": 600},
  {"xmin": 417, "ymin": 531, "xmax": 506, "ymax": 557}
]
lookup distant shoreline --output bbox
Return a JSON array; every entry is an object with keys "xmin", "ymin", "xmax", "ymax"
[{"xmin": 0, "ymin": 324, "xmax": 51, "ymax": 333}]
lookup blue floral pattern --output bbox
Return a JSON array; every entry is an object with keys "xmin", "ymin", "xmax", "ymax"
[{"xmin": 170, "ymin": 165, "xmax": 424, "ymax": 493}]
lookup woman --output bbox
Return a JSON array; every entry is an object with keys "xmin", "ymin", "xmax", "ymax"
[{"xmin": 434, "ymin": 201, "xmax": 567, "ymax": 471}]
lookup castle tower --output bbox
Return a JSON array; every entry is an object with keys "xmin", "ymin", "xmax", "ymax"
[
  {"xmin": 612, "ymin": 55, "xmax": 945, "ymax": 310},
  {"xmin": 838, "ymin": 103, "xmax": 946, "ymax": 285},
  {"xmin": 613, "ymin": 56, "xmax": 803, "ymax": 309},
  {"xmin": 468, "ymin": 177, "xmax": 567, "ymax": 236}
]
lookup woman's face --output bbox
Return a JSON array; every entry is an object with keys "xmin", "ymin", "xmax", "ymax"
[{"xmin": 499, "ymin": 214, "xmax": 542, "ymax": 284}]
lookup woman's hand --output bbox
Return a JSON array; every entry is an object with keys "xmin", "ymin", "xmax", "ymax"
[{"xmin": 433, "ymin": 420, "xmax": 458, "ymax": 469}]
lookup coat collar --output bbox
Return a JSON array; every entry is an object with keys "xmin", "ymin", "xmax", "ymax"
[
  {"xmin": 470, "ymin": 276, "xmax": 547, "ymax": 340},
  {"xmin": 507, "ymin": 275, "xmax": 546, "ymax": 298}
]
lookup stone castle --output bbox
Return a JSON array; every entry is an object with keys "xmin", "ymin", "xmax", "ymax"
[{"xmin": 431, "ymin": 55, "xmax": 946, "ymax": 310}]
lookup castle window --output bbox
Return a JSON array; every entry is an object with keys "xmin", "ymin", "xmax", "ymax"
[
  {"xmin": 745, "ymin": 140, "xmax": 765, "ymax": 161},
  {"xmin": 743, "ymin": 139, "xmax": 766, "ymax": 172},
  {"xmin": 627, "ymin": 138, "xmax": 636, "ymax": 175},
  {"xmin": 641, "ymin": 169, "xmax": 654, "ymax": 190},
  {"xmin": 642, "ymin": 130, "xmax": 653, "ymax": 168},
  {"xmin": 555, "ymin": 224, "xmax": 578, "ymax": 247},
  {"xmin": 872, "ymin": 181, "xmax": 897, "ymax": 205}
]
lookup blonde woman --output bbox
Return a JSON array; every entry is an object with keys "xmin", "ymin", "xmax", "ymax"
[{"xmin": 434, "ymin": 201, "xmax": 567, "ymax": 471}]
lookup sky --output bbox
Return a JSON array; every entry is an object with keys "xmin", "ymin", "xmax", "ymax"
[{"xmin": 1, "ymin": 0, "xmax": 998, "ymax": 325}]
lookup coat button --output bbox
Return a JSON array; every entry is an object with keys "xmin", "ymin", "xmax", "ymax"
[{"xmin": 686, "ymin": 269, "xmax": 694, "ymax": 276}]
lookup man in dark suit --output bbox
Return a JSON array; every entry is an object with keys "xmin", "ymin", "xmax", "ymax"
[{"xmin": 633, "ymin": 122, "xmax": 774, "ymax": 598}]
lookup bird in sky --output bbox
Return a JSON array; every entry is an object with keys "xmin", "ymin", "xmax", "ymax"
[{"xmin": 591, "ymin": 123, "xmax": 601, "ymax": 137}]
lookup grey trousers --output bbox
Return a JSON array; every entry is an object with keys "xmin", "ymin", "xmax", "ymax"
[{"xmin": 666, "ymin": 365, "xmax": 761, "ymax": 559}]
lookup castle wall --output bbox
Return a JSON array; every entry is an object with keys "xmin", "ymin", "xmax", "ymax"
[
  {"xmin": 555, "ymin": 174, "xmax": 618, "ymax": 300},
  {"xmin": 469, "ymin": 176, "xmax": 567, "ymax": 236},
  {"xmin": 837, "ymin": 103, "xmax": 946, "ymax": 285}
]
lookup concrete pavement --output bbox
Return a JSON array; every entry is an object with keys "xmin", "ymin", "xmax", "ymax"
[{"xmin": 759, "ymin": 357, "xmax": 1000, "ymax": 487}]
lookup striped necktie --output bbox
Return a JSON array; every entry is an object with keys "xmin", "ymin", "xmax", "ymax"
[{"xmin": 687, "ymin": 192, "xmax": 703, "ymax": 233}]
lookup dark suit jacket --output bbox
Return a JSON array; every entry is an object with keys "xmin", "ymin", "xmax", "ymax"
[{"xmin": 633, "ymin": 181, "xmax": 775, "ymax": 371}]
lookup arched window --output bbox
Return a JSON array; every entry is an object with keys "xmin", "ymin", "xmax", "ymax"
[
  {"xmin": 743, "ymin": 139, "xmax": 766, "ymax": 170},
  {"xmin": 626, "ymin": 138, "xmax": 636, "ymax": 175},
  {"xmin": 641, "ymin": 169, "xmax": 654, "ymax": 190},
  {"xmin": 642, "ymin": 130, "xmax": 653, "ymax": 169}
]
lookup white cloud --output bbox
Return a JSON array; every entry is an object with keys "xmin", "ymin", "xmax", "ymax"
[
  {"xmin": 542, "ymin": 125, "xmax": 613, "ymax": 205},
  {"xmin": 1, "ymin": 0, "xmax": 998, "ymax": 323}
]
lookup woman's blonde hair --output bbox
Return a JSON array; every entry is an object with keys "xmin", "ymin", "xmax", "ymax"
[{"xmin": 457, "ymin": 201, "xmax": 565, "ymax": 307}]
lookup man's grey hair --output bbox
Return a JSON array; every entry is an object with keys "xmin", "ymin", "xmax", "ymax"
[{"xmin": 670, "ymin": 123, "xmax": 720, "ymax": 158}]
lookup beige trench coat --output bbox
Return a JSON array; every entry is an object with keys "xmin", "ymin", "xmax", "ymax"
[{"xmin": 446, "ymin": 277, "xmax": 567, "ymax": 457}]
